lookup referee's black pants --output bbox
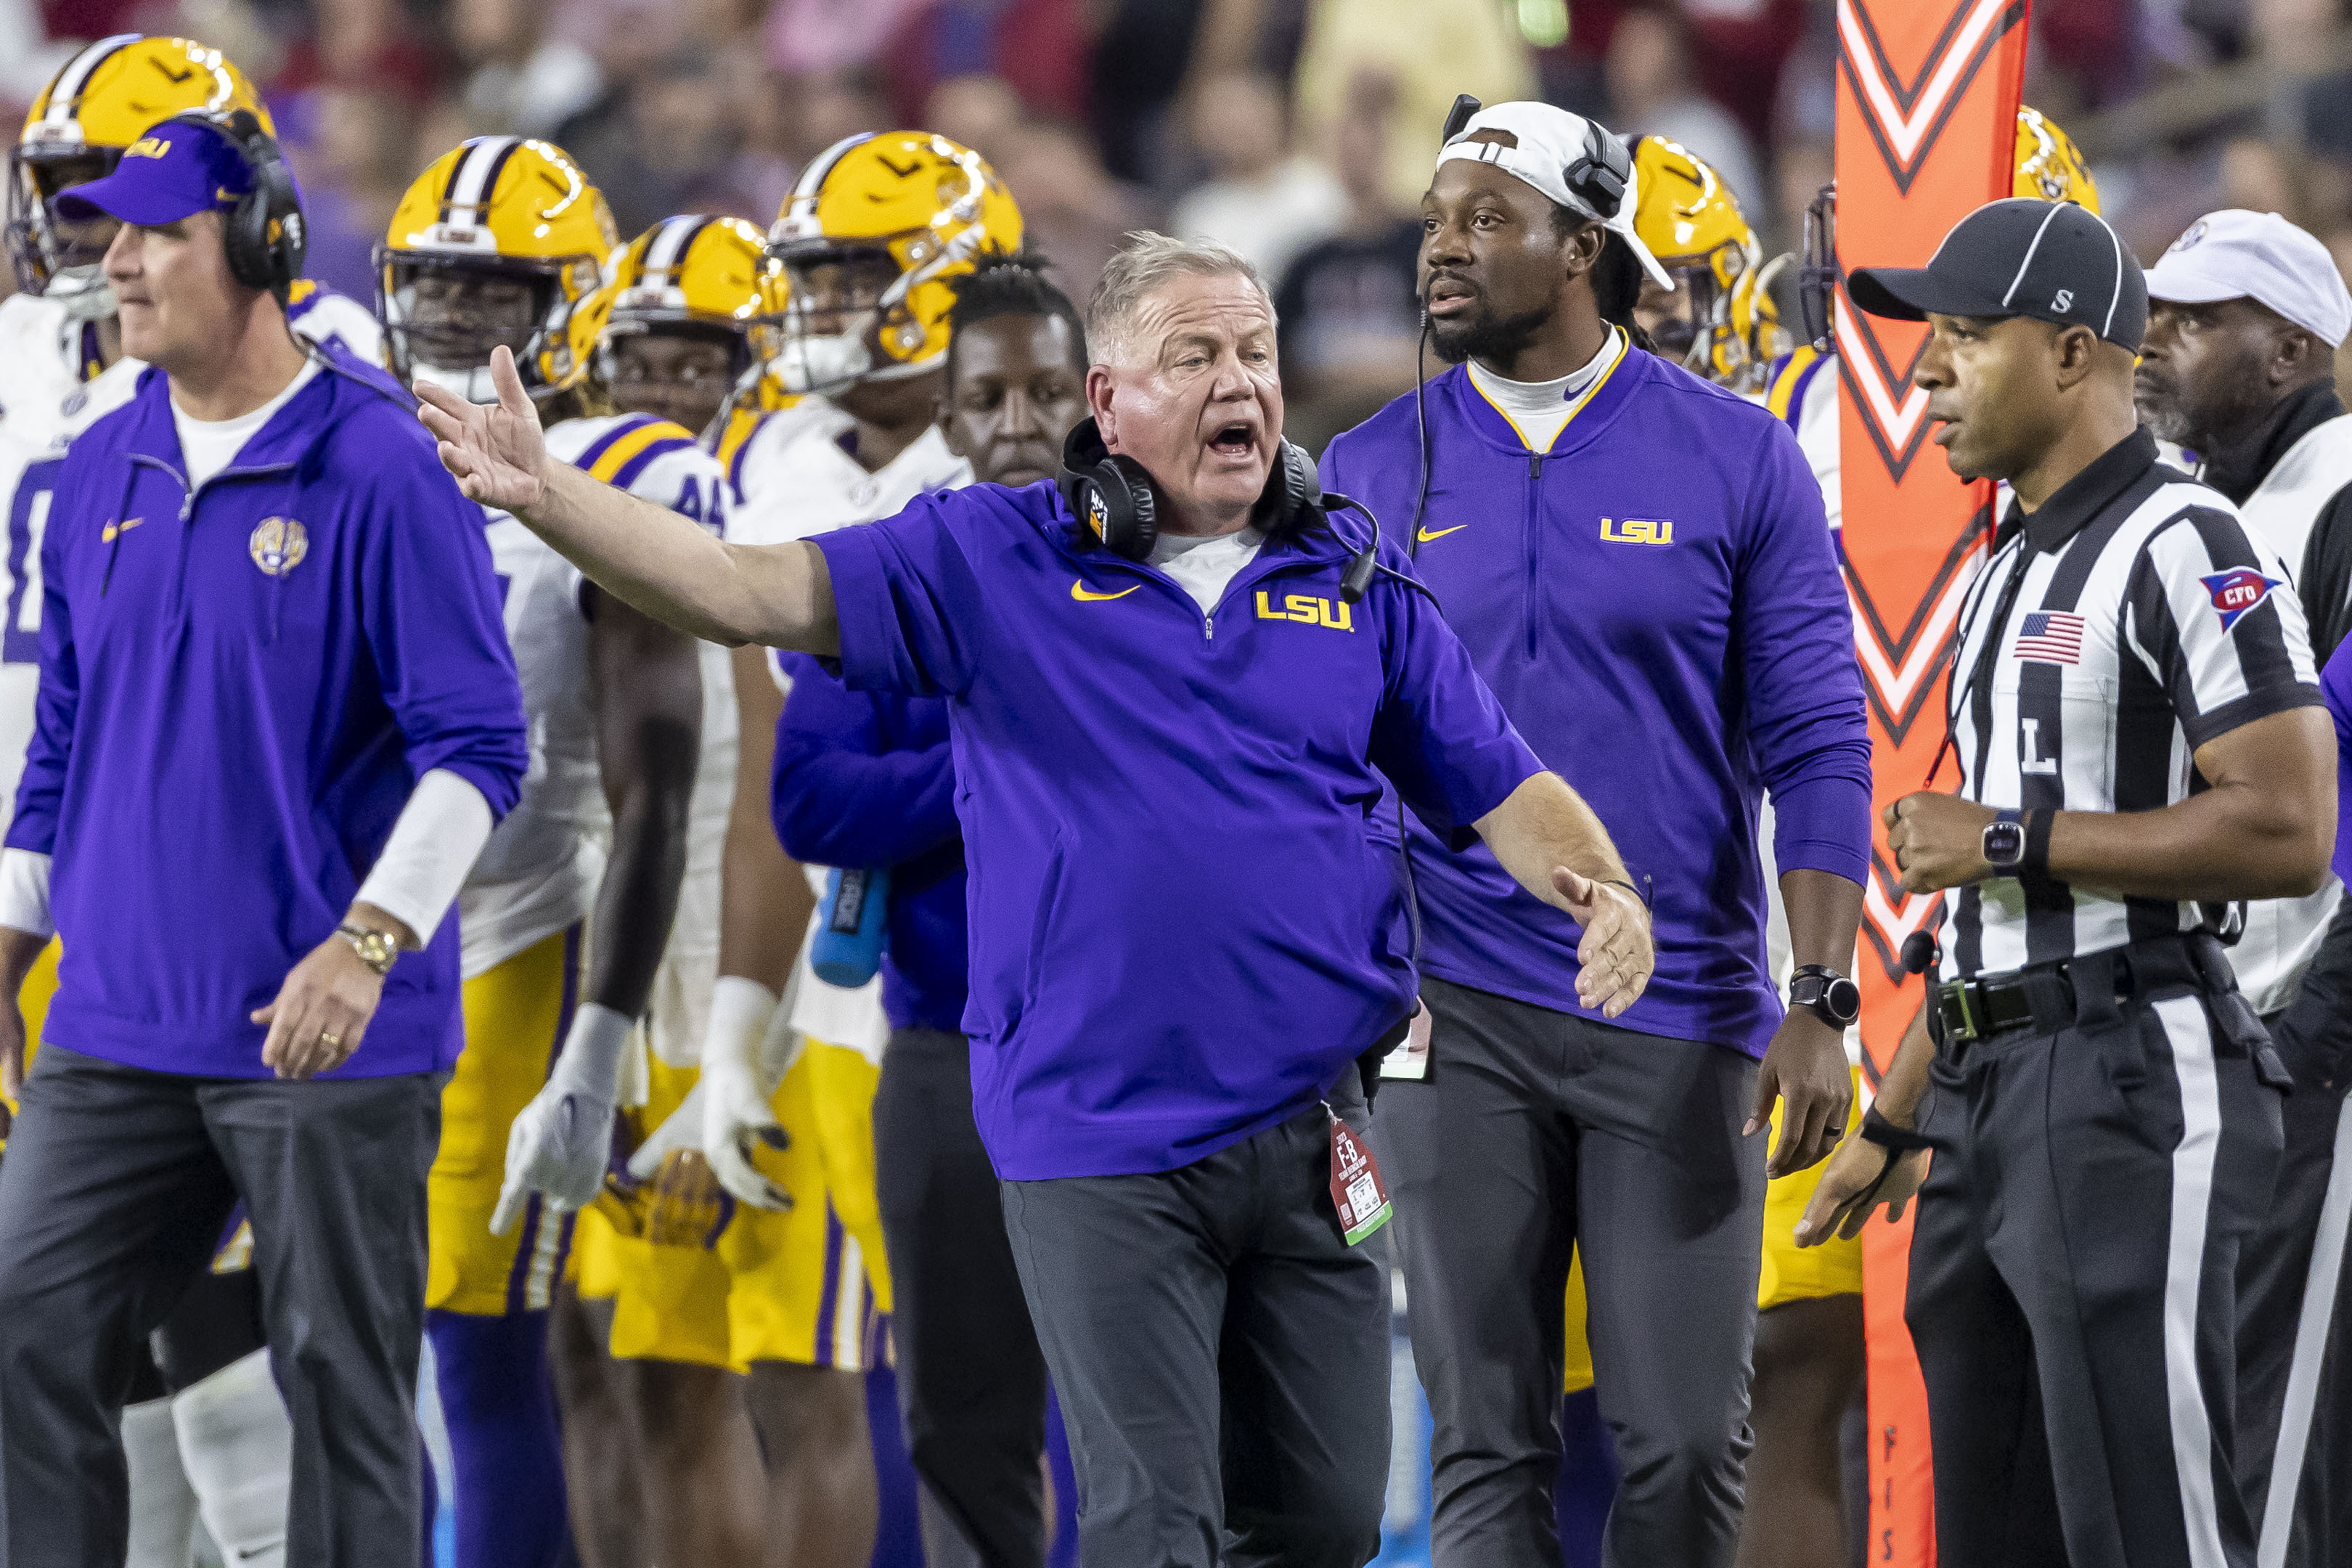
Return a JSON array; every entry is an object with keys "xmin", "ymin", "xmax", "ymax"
[
  {"xmin": 1907, "ymin": 938, "xmax": 2284, "ymax": 1568},
  {"xmin": 0, "ymin": 1042, "xmax": 443, "ymax": 1568},
  {"xmin": 872, "ymin": 1026, "xmax": 1049, "ymax": 1568},
  {"xmin": 2230, "ymin": 897, "xmax": 2352, "ymax": 1568},
  {"xmin": 1380, "ymin": 976, "xmax": 1764, "ymax": 1568}
]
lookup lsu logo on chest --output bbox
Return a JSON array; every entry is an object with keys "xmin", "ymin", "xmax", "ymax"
[
  {"xmin": 1599, "ymin": 517, "xmax": 1673, "ymax": 546},
  {"xmin": 1255, "ymin": 591, "xmax": 1354, "ymax": 632}
]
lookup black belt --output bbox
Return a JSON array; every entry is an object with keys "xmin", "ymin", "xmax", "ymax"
[{"xmin": 1933, "ymin": 933, "xmax": 2234, "ymax": 1048}]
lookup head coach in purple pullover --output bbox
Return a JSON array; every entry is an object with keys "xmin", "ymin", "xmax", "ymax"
[
  {"xmin": 1318, "ymin": 100, "xmax": 1874, "ymax": 1568},
  {"xmin": 0, "ymin": 114, "xmax": 526, "ymax": 1566},
  {"xmin": 419, "ymin": 229, "xmax": 1654, "ymax": 1568}
]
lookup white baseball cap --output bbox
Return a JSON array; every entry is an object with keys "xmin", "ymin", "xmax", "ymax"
[
  {"xmin": 2147, "ymin": 208, "xmax": 2351, "ymax": 348},
  {"xmin": 1434, "ymin": 102, "xmax": 1675, "ymax": 292}
]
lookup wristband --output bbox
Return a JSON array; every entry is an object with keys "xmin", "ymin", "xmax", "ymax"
[
  {"xmin": 1859, "ymin": 1105, "xmax": 1935, "ymax": 1154},
  {"xmin": 2022, "ymin": 808, "xmax": 2054, "ymax": 876},
  {"xmin": 702, "ymin": 975, "xmax": 780, "ymax": 1077},
  {"xmin": 547, "ymin": 1002, "xmax": 634, "ymax": 1103}
]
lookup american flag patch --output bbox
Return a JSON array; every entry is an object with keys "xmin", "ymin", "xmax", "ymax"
[{"xmin": 2014, "ymin": 611, "xmax": 2086, "ymax": 665}]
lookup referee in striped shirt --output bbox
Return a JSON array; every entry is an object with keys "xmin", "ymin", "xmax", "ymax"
[{"xmin": 1795, "ymin": 198, "xmax": 2336, "ymax": 1568}]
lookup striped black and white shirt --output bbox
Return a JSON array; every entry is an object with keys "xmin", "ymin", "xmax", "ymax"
[{"xmin": 1942, "ymin": 428, "xmax": 2323, "ymax": 980}]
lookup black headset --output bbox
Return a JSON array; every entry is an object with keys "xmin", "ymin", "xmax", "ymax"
[
  {"xmin": 163, "ymin": 108, "xmax": 305, "ymax": 300},
  {"xmin": 1057, "ymin": 417, "xmax": 1426, "ymax": 608}
]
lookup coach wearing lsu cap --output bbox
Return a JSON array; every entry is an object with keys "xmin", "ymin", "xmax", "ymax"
[
  {"xmin": 2136, "ymin": 207, "xmax": 2352, "ymax": 1565},
  {"xmin": 0, "ymin": 113, "xmax": 526, "ymax": 1565},
  {"xmin": 1797, "ymin": 197, "xmax": 2335, "ymax": 1568},
  {"xmin": 1318, "ymin": 99, "xmax": 1871, "ymax": 1568}
]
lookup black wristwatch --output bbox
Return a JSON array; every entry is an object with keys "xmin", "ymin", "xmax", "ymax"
[
  {"xmin": 1789, "ymin": 963, "xmax": 1861, "ymax": 1029},
  {"xmin": 1981, "ymin": 807, "xmax": 2027, "ymax": 870}
]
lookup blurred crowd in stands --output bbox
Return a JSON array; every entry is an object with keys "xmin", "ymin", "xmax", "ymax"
[{"xmin": 4, "ymin": 0, "xmax": 2351, "ymax": 447}]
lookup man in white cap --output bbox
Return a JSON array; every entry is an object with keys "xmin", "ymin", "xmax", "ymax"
[
  {"xmin": 2136, "ymin": 206, "xmax": 2352, "ymax": 1568},
  {"xmin": 1320, "ymin": 98, "xmax": 1871, "ymax": 1567}
]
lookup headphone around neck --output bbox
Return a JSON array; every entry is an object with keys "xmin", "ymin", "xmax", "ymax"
[
  {"xmin": 1056, "ymin": 417, "xmax": 1424, "ymax": 608},
  {"xmin": 165, "ymin": 109, "xmax": 305, "ymax": 301},
  {"xmin": 1058, "ymin": 416, "xmax": 1324, "ymax": 562}
]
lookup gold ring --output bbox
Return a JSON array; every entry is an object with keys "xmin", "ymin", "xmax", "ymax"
[{"xmin": 317, "ymin": 1030, "xmax": 343, "ymax": 1049}]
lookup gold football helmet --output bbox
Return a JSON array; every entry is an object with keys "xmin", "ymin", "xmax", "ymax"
[
  {"xmin": 9, "ymin": 36, "xmax": 273, "ymax": 305},
  {"xmin": 595, "ymin": 213, "xmax": 789, "ymax": 436},
  {"xmin": 1628, "ymin": 135, "xmax": 1785, "ymax": 391},
  {"xmin": 2014, "ymin": 106, "xmax": 2099, "ymax": 211},
  {"xmin": 1794, "ymin": 105, "xmax": 2097, "ymax": 351},
  {"xmin": 767, "ymin": 130, "xmax": 1022, "ymax": 393},
  {"xmin": 375, "ymin": 136, "xmax": 618, "ymax": 404}
]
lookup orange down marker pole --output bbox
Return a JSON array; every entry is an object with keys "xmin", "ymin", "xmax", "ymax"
[{"xmin": 1832, "ymin": 2, "xmax": 2030, "ymax": 1563}]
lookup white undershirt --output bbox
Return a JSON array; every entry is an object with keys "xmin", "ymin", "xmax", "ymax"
[
  {"xmin": 171, "ymin": 357, "xmax": 322, "ymax": 488},
  {"xmin": 1151, "ymin": 526, "xmax": 1265, "ymax": 616},
  {"xmin": 1466, "ymin": 328, "xmax": 1623, "ymax": 453}
]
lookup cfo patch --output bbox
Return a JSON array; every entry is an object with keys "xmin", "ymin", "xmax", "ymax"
[
  {"xmin": 2201, "ymin": 568, "xmax": 2282, "ymax": 632},
  {"xmin": 249, "ymin": 517, "xmax": 308, "ymax": 577}
]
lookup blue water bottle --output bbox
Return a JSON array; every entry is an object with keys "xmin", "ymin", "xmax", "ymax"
[{"xmin": 811, "ymin": 865, "xmax": 889, "ymax": 987}]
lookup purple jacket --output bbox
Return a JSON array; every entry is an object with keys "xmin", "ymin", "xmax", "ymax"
[
  {"xmin": 1323, "ymin": 347, "xmax": 1871, "ymax": 1057},
  {"xmin": 814, "ymin": 480, "xmax": 1540, "ymax": 1179},
  {"xmin": 9, "ymin": 343, "xmax": 525, "ymax": 1077}
]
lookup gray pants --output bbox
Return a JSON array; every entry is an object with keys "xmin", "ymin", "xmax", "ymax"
[
  {"xmin": 873, "ymin": 1027, "xmax": 1048, "ymax": 1568},
  {"xmin": 0, "ymin": 1043, "xmax": 442, "ymax": 1568},
  {"xmin": 1000, "ymin": 1090, "xmax": 1390, "ymax": 1568},
  {"xmin": 1381, "ymin": 975, "xmax": 1765, "ymax": 1568}
]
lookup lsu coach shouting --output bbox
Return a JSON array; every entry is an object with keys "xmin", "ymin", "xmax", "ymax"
[
  {"xmin": 0, "ymin": 115, "xmax": 526, "ymax": 1564},
  {"xmin": 1319, "ymin": 101, "xmax": 1871, "ymax": 1568},
  {"xmin": 420, "ymin": 232, "xmax": 1653, "ymax": 1568},
  {"xmin": 1800, "ymin": 199, "xmax": 2333, "ymax": 1568}
]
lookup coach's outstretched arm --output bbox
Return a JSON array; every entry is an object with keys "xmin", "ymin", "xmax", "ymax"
[{"xmin": 418, "ymin": 346, "xmax": 838, "ymax": 653}]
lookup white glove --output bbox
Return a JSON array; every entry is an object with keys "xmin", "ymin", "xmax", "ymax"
[
  {"xmin": 699, "ymin": 976, "xmax": 796, "ymax": 1211},
  {"xmin": 626, "ymin": 1080, "xmax": 705, "ymax": 1184},
  {"xmin": 490, "ymin": 1002, "xmax": 633, "ymax": 1235}
]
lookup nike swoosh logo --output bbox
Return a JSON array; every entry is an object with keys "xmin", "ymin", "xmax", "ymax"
[
  {"xmin": 1416, "ymin": 523, "xmax": 1468, "ymax": 543},
  {"xmin": 1070, "ymin": 581, "xmax": 1140, "ymax": 603},
  {"xmin": 101, "ymin": 517, "xmax": 143, "ymax": 542}
]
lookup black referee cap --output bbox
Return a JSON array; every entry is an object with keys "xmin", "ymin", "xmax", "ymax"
[{"xmin": 1848, "ymin": 198, "xmax": 2149, "ymax": 351}]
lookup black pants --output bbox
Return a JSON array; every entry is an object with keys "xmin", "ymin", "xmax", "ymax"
[
  {"xmin": 1000, "ymin": 1087, "xmax": 1389, "ymax": 1568},
  {"xmin": 2234, "ymin": 1014, "xmax": 2352, "ymax": 1568},
  {"xmin": 1379, "ymin": 975, "xmax": 1764, "ymax": 1568},
  {"xmin": 0, "ymin": 1043, "xmax": 443, "ymax": 1568},
  {"xmin": 873, "ymin": 1026, "xmax": 1049, "ymax": 1568},
  {"xmin": 1907, "ymin": 947, "xmax": 2284, "ymax": 1568}
]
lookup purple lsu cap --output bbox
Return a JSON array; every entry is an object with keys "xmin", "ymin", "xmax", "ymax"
[{"xmin": 54, "ymin": 117, "xmax": 261, "ymax": 226}]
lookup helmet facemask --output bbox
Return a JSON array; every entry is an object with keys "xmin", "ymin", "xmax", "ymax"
[
  {"xmin": 379, "ymin": 253, "xmax": 580, "ymax": 404},
  {"xmin": 600, "ymin": 317, "xmax": 759, "ymax": 439},
  {"xmin": 770, "ymin": 242, "xmax": 918, "ymax": 394},
  {"xmin": 1798, "ymin": 184, "xmax": 1837, "ymax": 352},
  {"xmin": 7, "ymin": 143, "xmax": 123, "ymax": 313}
]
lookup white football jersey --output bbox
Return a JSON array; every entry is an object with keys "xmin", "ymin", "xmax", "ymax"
[
  {"xmin": 0, "ymin": 285, "xmax": 382, "ymax": 841},
  {"xmin": 460, "ymin": 413, "xmax": 733, "ymax": 979},
  {"xmin": 734, "ymin": 399, "xmax": 971, "ymax": 1062},
  {"xmin": 642, "ymin": 634, "xmax": 737, "ymax": 1068}
]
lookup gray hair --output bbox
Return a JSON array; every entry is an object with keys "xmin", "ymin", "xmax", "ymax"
[{"xmin": 1086, "ymin": 231, "xmax": 1275, "ymax": 364}]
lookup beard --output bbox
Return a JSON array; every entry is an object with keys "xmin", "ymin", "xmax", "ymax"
[{"xmin": 1429, "ymin": 298, "xmax": 1558, "ymax": 367}]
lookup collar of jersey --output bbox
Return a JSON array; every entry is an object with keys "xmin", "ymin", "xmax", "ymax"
[
  {"xmin": 1446, "ymin": 333, "xmax": 1642, "ymax": 459},
  {"xmin": 2018, "ymin": 427, "xmax": 2159, "ymax": 557}
]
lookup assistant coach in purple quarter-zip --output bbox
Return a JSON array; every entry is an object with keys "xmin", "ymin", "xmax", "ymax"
[
  {"xmin": 1319, "ymin": 100, "xmax": 1873, "ymax": 1568},
  {"xmin": 420, "ymin": 229, "xmax": 1658, "ymax": 1568},
  {"xmin": 0, "ymin": 113, "xmax": 526, "ymax": 1568}
]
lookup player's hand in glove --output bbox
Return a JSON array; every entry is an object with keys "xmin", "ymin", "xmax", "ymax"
[
  {"xmin": 491, "ymin": 1003, "xmax": 634, "ymax": 1235},
  {"xmin": 698, "ymin": 976, "xmax": 797, "ymax": 1212}
]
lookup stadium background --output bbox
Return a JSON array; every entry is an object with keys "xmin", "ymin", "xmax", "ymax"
[{"xmin": 7, "ymin": 0, "xmax": 2351, "ymax": 1563}]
